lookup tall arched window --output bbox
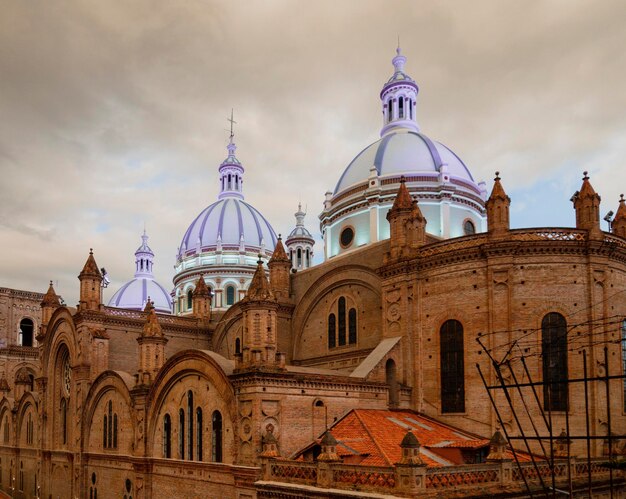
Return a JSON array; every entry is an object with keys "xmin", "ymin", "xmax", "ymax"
[
  {"xmin": 2, "ymin": 415, "xmax": 8, "ymax": 443},
  {"xmin": 187, "ymin": 289, "xmax": 193, "ymax": 310},
  {"xmin": 409, "ymin": 99, "xmax": 413, "ymax": 120},
  {"xmin": 178, "ymin": 408, "xmax": 185, "ymax": 459},
  {"xmin": 328, "ymin": 313, "xmax": 336, "ymax": 349},
  {"xmin": 187, "ymin": 391, "xmax": 194, "ymax": 460},
  {"xmin": 622, "ymin": 319, "xmax": 626, "ymax": 412},
  {"xmin": 542, "ymin": 312, "xmax": 568, "ymax": 411},
  {"xmin": 348, "ymin": 308, "xmax": 357, "ymax": 345},
  {"xmin": 212, "ymin": 411, "xmax": 223, "ymax": 462},
  {"xmin": 235, "ymin": 337, "xmax": 241, "ymax": 355},
  {"xmin": 163, "ymin": 414, "xmax": 171, "ymax": 458},
  {"xmin": 225, "ymin": 286, "xmax": 235, "ymax": 306},
  {"xmin": 61, "ymin": 398, "xmax": 68, "ymax": 444},
  {"xmin": 463, "ymin": 219, "xmax": 476, "ymax": 235},
  {"xmin": 297, "ymin": 248, "xmax": 302, "ymax": 267},
  {"xmin": 338, "ymin": 297, "xmax": 346, "ymax": 346},
  {"xmin": 196, "ymin": 408, "xmax": 203, "ymax": 461},
  {"xmin": 387, "ymin": 100, "xmax": 393, "ymax": 122},
  {"xmin": 18, "ymin": 318, "xmax": 34, "ymax": 347},
  {"xmin": 440, "ymin": 320, "xmax": 465, "ymax": 413},
  {"xmin": 398, "ymin": 97, "xmax": 404, "ymax": 118}
]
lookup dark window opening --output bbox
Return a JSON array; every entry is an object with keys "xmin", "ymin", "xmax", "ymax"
[
  {"xmin": 328, "ymin": 313, "xmax": 336, "ymax": 349},
  {"xmin": 340, "ymin": 227, "xmax": 354, "ymax": 248},
  {"xmin": 179, "ymin": 408, "xmax": 185, "ymax": 459},
  {"xmin": 464, "ymin": 220, "xmax": 476, "ymax": 235},
  {"xmin": 187, "ymin": 391, "xmax": 193, "ymax": 460},
  {"xmin": 163, "ymin": 414, "xmax": 171, "ymax": 458},
  {"xmin": 187, "ymin": 290, "xmax": 193, "ymax": 310},
  {"xmin": 399, "ymin": 97, "xmax": 404, "ymax": 118},
  {"xmin": 235, "ymin": 337, "xmax": 241, "ymax": 355},
  {"xmin": 226, "ymin": 286, "xmax": 235, "ymax": 306},
  {"xmin": 196, "ymin": 407, "xmax": 203, "ymax": 461},
  {"xmin": 348, "ymin": 308, "xmax": 357, "ymax": 345},
  {"xmin": 542, "ymin": 312, "xmax": 568, "ymax": 411},
  {"xmin": 212, "ymin": 410, "xmax": 223, "ymax": 462},
  {"xmin": 338, "ymin": 297, "xmax": 346, "ymax": 346},
  {"xmin": 440, "ymin": 320, "xmax": 465, "ymax": 413},
  {"xmin": 19, "ymin": 318, "xmax": 34, "ymax": 347}
]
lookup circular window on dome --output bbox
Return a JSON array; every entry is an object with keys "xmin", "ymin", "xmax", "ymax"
[
  {"xmin": 340, "ymin": 226, "xmax": 355, "ymax": 248},
  {"xmin": 463, "ymin": 219, "xmax": 476, "ymax": 236}
]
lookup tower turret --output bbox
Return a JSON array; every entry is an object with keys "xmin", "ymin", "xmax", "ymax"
[
  {"xmin": 218, "ymin": 138, "xmax": 244, "ymax": 200},
  {"xmin": 612, "ymin": 194, "xmax": 626, "ymax": 238},
  {"xmin": 136, "ymin": 300, "xmax": 168, "ymax": 385},
  {"xmin": 238, "ymin": 257, "xmax": 281, "ymax": 370},
  {"xmin": 192, "ymin": 275, "xmax": 212, "ymax": 321},
  {"xmin": 78, "ymin": 249, "xmax": 102, "ymax": 312},
  {"xmin": 486, "ymin": 172, "xmax": 510, "ymax": 237},
  {"xmin": 380, "ymin": 45, "xmax": 419, "ymax": 137},
  {"xmin": 268, "ymin": 237, "xmax": 291, "ymax": 300},
  {"xmin": 572, "ymin": 171, "xmax": 602, "ymax": 239},
  {"xmin": 386, "ymin": 178, "xmax": 426, "ymax": 261},
  {"xmin": 285, "ymin": 203, "xmax": 315, "ymax": 270},
  {"xmin": 41, "ymin": 280, "xmax": 61, "ymax": 328}
]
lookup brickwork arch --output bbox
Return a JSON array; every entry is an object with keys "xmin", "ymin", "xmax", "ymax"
[
  {"xmin": 82, "ymin": 371, "xmax": 135, "ymax": 455},
  {"xmin": 146, "ymin": 350, "xmax": 237, "ymax": 463},
  {"xmin": 15, "ymin": 393, "xmax": 38, "ymax": 447},
  {"xmin": 212, "ymin": 303, "xmax": 244, "ymax": 358}
]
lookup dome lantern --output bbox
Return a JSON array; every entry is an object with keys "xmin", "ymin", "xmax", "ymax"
[{"xmin": 380, "ymin": 45, "xmax": 420, "ymax": 137}]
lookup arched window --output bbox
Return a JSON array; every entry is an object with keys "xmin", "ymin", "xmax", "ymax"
[
  {"xmin": 386, "ymin": 359, "xmax": 398, "ymax": 407},
  {"xmin": 387, "ymin": 100, "xmax": 393, "ymax": 122},
  {"xmin": 328, "ymin": 313, "xmax": 336, "ymax": 349},
  {"xmin": 440, "ymin": 320, "xmax": 465, "ymax": 413},
  {"xmin": 187, "ymin": 391, "xmax": 194, "ymax": 460},
  {"xmin": 19, "ymin": 461, "xmax": 23, "ymax": 492},
  {"xmin": 235, "ymin": 337, "xmax": 241, "ymax": 355},
  {"xmin": 196, "ymin": 408, "xmax": 203, "ymax": 461},
  {"xmin": 409, "ymin": 99, "xmax": 413, "ymax": 120},
  {"xmin": 348, "ymin": 308, "xmax": 357, "ymax": 345},
  {"xmin": 542, "ymin": 312, "xmax": 568, "ymax": 411},
  {"xmin": 2, "ymin": 415, "xmax": 8, "ymax": 443},
  {"xmin": 297, "ymin": 248, "xmax": 302, "ymax": 267},
  {"xmin": 399, "ymin": 97, "xmax": 404, "ymax": 118},
  {"xmin": 113, "ymin": 414, "xmax": 118, "ymax": 448},
  {"xmin": 337, "ymin": 297, "xmax": 346, "ymax": 346},
  {"xmin": 26, "ymin": 413, "xmax": 33, "ymax": 445},
  {"xmin": 187, "ymin": 290, "xmax": 193, "ymax": 310},
  {"xmin": 225, "ymin": 285, "xmax": 235, "ymax": 306},
  {"xmin": 103, "ymin": 414, "xmax": 107, "ymax": 448},
  {"xmin": 163, "ymin": 414, "xmax": 171, "ymax": 458},
  {"xmin": 61, "ymin": 398, "xmax": 68, "ymax": 444},
  {"xmin": 306, "ymin": 249, "xmax": 310, "ymax": 267},
  {"xmin": 18, "ymin": 318, "xmax": 34, "ymax": 347},
  {"xmin": 463, "ymin": 219, "xmax": 476, "ymax": 235},
  {"xmin": 178, "ymin": 408, "xmax": 185, "ymax": 459},
  {"xmin": 212, "ymin": 410, "xmax": 223, "ymax": 462},
  {"xmin": 90, "ymin": 472, "xmax": 97, "ymax": 499},
  {"xmin": 107, "ymin": 401, "xmax": 112, "ymax": 448},
  {"xmin": 622, "ymin": 319, "xmax": 626, "ymax": 412}
]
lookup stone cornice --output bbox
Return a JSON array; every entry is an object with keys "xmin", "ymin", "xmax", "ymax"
[
  {"xmin": 0, "ymin": 287, "xmax": 45, "ymax": 300},
  {"xmin": 379, "ymin": 229, "xmax": 626, "ymax": 277},
  {"xmin": 230, "ymin": 371, "xmax": 387, "ymax": 393}
]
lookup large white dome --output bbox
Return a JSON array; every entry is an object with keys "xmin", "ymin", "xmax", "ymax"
[
  {"xmin": 334, "ymin": 130, "xmax": 477, "ymax": 195},
  {"xmin": 177, "ymin": 197, "xmax": 277, "ymax": 259}
]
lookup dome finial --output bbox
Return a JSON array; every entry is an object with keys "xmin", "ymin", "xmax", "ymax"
[
  {"xmin": 397, "ymin": 35, "xmax": 401, "ymax": 55},
  {"xmin": 227, "ymin": 108, "xmax": 236, "ymax": 142}
]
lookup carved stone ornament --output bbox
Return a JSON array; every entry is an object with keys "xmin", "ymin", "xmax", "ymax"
[
  {"xmin": 386, "ymin": 289, "xmax": 401, "ymax": 303},
  {"xmin": 387, "ymin": 303, "xmax": 401, "ymax": 322}
]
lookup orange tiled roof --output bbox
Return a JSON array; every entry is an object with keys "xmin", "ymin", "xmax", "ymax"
[{"xmin": 315, "ymin": 409, "xmax": 492, "ymax": 467}]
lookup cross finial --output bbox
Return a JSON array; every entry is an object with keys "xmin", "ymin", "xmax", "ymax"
[{"xmin": 227, "ymin": 108, "xmax": 237, "ymax": 141}]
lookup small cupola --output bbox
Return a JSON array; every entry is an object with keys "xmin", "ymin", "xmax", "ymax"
[{"xmin": 380, "ymin": 45, "xmax": 420, "ymax": 136}]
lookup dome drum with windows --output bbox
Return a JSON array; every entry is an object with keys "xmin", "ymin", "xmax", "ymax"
[
  {"xmin": 173, "ymin": 137, "xmax": 278, "ymax": 312},
  {"xmin": 320, "ymin": 47, "xmax": 487, "ymax": 260}
]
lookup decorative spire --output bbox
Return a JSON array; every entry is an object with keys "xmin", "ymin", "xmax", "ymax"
[
  {"xmin": 246, "ymin": 256, "xmax": 275, "ymax": 302},
  {"xmin": 79, "ymin": 248, "xmax": 101, "ymax": 278},
  {"xmin": 389, "ymin": 177, "xmax": 414, "ymax": 212},
  {"xmin": 392, "ymin": 44, "xmax": 407, "ymax": 74},
  {"xmin": 572, "ymin": 171, "xmax": 602, "ymax": 238},
  {"xmin": 141, "ymin": 300, "xmax": 163, "ymax": 337},
  {"xmin": 612, "ymin": 193, "xmax": 626, "ymax": 238},
  {"xmin": 486, "ymin": 171, "xmax": 511, "ymax": 237},
  {"xmin": 135, "ymin": 230, "xmax": 155, "ymax": 278},
  {"xmin": 192, "ymin": 275, "xmax": 210, "ymax": 297},
  {"xmin": 269, "ymin": 236, "xmax": 289, "ymax": 263},
  {"xmin": 218, "ymin": 111, "xmax": 245, "ymax": 200},
  {"xmin": 41, "ymin": 280, "xmax": 61, "ymax": 307}
]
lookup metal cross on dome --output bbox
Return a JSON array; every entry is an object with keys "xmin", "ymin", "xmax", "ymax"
[{"xmin": 227, "ymin": 108, "xmax": 237, "ymax": 140}]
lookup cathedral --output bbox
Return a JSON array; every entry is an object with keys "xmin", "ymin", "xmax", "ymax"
[{"xmin": 1, "ymin": 48, "xmax": 625, "ymax": 498}]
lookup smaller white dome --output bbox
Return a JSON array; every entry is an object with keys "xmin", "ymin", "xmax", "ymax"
[
  {"xmin": 109, "ymin": 278, "xmax": 172, "ymax": 314},
  {"xmin": 108, "ymin": 231, "xmax": 172, "ymax": 314}
]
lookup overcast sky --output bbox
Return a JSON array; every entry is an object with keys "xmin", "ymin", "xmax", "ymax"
[{"xmin": 1, "ymin": 0, "xmax": 626, "ymax": 306}]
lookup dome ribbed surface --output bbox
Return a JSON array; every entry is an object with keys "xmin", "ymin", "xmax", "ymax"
[
  {"xmin": 334, "ymin": 131, "xmax": 475, "ymax": 195},
  {"xmin": 108, "ymin": 278, "xmax": 171, "ymax": 314},
  {"xmin": 178, "ymin": 198, "xmax": 277, "ymax": 258}
]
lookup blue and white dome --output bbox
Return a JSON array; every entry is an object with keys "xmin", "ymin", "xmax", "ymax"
[
  {"xmin": 177, "ymin": 198, "xmax": 277, "ymax": 259},
  {"xmin": 334, "ymin": 131, "xmax": 475, "ymax": 195},
  {"xmin": 108, "ymin": 231, "xmax": 172, "ymax": 314},
  {"xmin": 173, "ymin": 136, "xmax": 278, "ymax": 313},
  {"xmin": 320, "ymin": 48, "xmax": 487, "ymax": 260}
]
